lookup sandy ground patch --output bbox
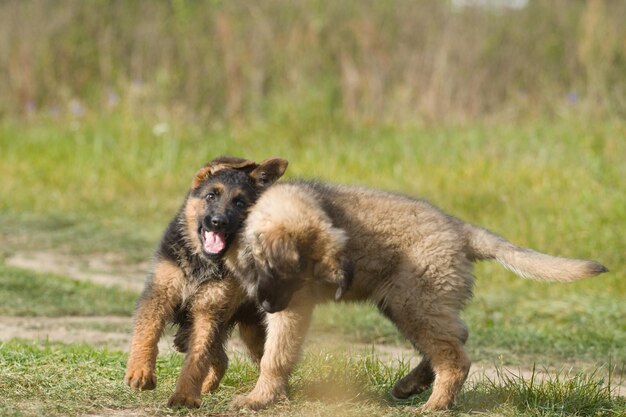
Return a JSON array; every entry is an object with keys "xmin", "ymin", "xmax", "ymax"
[
  {"xmin": 0, "ymin": 315, "xmax": 252, "ymax": 357},
  {"xmin": 5, "ymin": 251, "xmax": 148, "ymax": 291}
]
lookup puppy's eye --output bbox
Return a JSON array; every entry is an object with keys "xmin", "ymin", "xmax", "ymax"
[
  {"xmin": 206, "ymin": 192, "xmax": 216, "ymax": 201},
  {"xmin": 234, "ymin": 199, "xmax": 246, "ymax": 209}
]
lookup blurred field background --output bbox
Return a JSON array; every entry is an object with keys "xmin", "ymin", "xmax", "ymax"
[
  {"xmin": 1, "ymin": 1, "xmax": 625, "ymax": 416},
  {"xmin": 2, "ymin": 0, "xmax": 626, "ymax": 122}
]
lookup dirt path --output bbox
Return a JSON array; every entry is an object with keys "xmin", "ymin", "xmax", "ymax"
[
  {"xmin": 0, "ymin": 314, "xmax": 250, "ymax": 356},
  {"xmin": 0, "ymin": 316, "xmax": 133, "ymax": 350},
  {"xmin": 5, "ymin": 251, "xmax": 148, "ymax": 291}
]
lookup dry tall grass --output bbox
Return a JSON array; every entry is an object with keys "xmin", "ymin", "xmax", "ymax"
[{"xmin": 1, "ymin": 0, "xmax": 625, "ymax": 122}]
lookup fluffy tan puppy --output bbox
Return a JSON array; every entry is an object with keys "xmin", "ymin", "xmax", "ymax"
[{"xmin": 227, "ymin": 179, "xmax": 607, "ymax": 412}]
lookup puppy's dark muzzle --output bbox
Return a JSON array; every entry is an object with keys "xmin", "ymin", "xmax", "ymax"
[
  {"xmin": 259, "ymin": 298, "xmax": 287, "ymax": 314},
  {"xmin": 256, "ymin": 284, "xmax": 293, "ymax": 314},
  {"xmin": 255, "ymin": 267, "xmax": 300, "ymax": 313}
]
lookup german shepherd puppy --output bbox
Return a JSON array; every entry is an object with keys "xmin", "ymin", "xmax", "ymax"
[
  {"xmin": 229, "ymin": 180, "xmax": 608, "ymax": 412},
  {"xmin": 124, "ymin": 156, "xmax": 288, "ymax": 408}
]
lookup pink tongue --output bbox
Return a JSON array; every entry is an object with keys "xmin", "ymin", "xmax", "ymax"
[{"xmin": 204, "ymin": 230, "xmax": 226, "ymax": 253}]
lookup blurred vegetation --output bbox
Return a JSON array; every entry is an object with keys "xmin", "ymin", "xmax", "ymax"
[{"xmin": 1, "ymin": 0, "xmax": 626, "ymax": 123}]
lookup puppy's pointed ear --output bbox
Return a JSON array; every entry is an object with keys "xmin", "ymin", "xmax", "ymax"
[
  {"xmin": 191, "ymin": 156, "xmax": 259, "ymax": 190},
  {"xmin": 250, "ymin": 158, "xmax": 288, "ymax": 188}
]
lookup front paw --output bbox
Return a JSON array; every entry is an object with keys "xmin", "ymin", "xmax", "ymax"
[
  {"xmin": 231, "ymin": 390, "xmax": 286, "ymax": 411},
  {"xmin": 167, "ymin": 392, "xmax": 201, "ymax": 409},
  {"xmin": 124, "ymin": 366, "xmax": 156, "ymax": 391}
]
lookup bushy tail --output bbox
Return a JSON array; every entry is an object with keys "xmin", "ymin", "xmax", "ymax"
[{"xmin": 464, "ymin": 224, "xmax": 608, "ymax": 282}]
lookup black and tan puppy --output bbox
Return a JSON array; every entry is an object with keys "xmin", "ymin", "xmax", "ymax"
[
  {"xmin": 124, "ymin": 156, "xmax": 288, "ymax": 408},
  {"xmin": 229, "ymin": 180, "xmax": 608, "ymax": 412}
]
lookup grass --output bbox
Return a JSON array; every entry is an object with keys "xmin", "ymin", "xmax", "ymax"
[
  {"xmin": 0, "ymin": 262, "xmax": 624, "ymax": 415},
  {"xmin": 1, "ymin": 113, "xmax": 625, "ymax": 415},
  {"xmin": 0, "ymin": 340, "xmax": 624, "ymax": 417},
  {"xmin": 0, "ymin": 340, "xmax": 184, "ymax": 417},
  {"xmin": 0, "ymin": 263, "xmax": 136, "ymax": 316},
  {"xmin": 1, "ymin": 252, "xmax": 623, "ymax": 366},
  {"xmin": 1, "ymin": 113, "xmax": 625, "ymax": 269},
  {"xmin": 311, "ymin": 291, "xmax": 626, "ymax": 366},
  {"xmin": 460, "ymin": 366, "xmax": 626, "ymax": 416}
]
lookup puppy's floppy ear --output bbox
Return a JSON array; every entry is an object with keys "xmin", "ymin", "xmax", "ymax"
[
  {"xmin": 191, "ymin": 156, "xmax": 259, "ymax": 190},
  {"xmin": 250, "ymin": 158, "xmax": 289, "ymax": 188}
]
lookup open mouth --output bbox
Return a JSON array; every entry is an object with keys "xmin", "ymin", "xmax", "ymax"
[{"xmin": 198, "ymin": 226, "xmax": 230, "ymax": 258}]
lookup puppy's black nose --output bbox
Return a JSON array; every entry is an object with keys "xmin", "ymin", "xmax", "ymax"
[{"xmin": 210, "ymin": 214, "xmax": 228, "ymax": 229}]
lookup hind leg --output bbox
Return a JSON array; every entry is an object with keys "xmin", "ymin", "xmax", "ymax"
[
  {"xmin": 382, "ymin": 283, "xmax": 471, "ymax": 411},
  {"xmin": 201, "ymin": 315, "xmax": 267, "ymax": 394},
  {"xmin": 200, "ymin": 340, "xmax": 228, "ymax": 394},
  {"xmin": 422, "ymin": 333, "xmax": 470, "ymax": 411},
  {"xmin": 391, "ymin": 356, "xmax": 435, "ymax": 400},
  {"xmin": 396, "ymin": 314, "xmax": 470, "ymax": 410},
  {"xmin": 239, "ymin": 321, "xmax": 266, "ymax": 364},
  {"xmin": 391, "ymin": 322, "xmax": 468, "ymax": 400}
]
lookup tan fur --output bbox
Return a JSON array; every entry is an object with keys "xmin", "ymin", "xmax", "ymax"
[
  {"xmin": 125, "ymin": 259, "xmax": 185, "ymax": 391},
  {"xmin": 183, "ymin": 197, "xmax": 205, "ymax": 256},
  {"xmin": 238, "ymin": 322, "xmax": 266, "ymax": 364},
  {"xmin": 222, "ymin": 184, "xmax": 352, "ymax": 410},
  {"xmin": 229, "ymin": 180, "xmax": 607, "ymax": 412},
  {"xmin": 246, "ymin": 184, "xmax": 348, "ymax": 288},
  {"xmin": 231, "ymin": 293, "xmax": 316, "ymax": 410},
  {"xmin": 191, "ymin": 156, "xmax": 259, "ymax": 190}
]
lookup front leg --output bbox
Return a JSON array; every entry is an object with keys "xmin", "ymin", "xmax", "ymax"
[
  {"xmin": 167, "ymin": 315, "xmax": 228, "ymax": 408},
  {"xmin": 125, "ymin": 259, "xmax": 182, "ymax": 390},
  {"xmin": 231, "ymin": 292, "xmax": 314, "ymax": 411},
  {"xmin": 168, "ymin": 281, "xmax": 240, "ymax": 408}
]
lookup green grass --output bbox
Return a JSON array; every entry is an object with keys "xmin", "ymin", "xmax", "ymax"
[
  {"xmin": 0, "ymin": 264, "xmax": 623, "ymax": 416},
  {"xmin": 460, "ymin": 366, "xmax": 626, "ymax": 417},
  {"xmin": 0, "ymin": 263, "xmax": 136, "ymax": 316},
  {"xmin": 464, "ymin": 277, "xmax": 626, "ymax": 365},
  {"xmin": 311, "ymin": 289, "xmax": 626, "ymax": 366},
  {"xmin": 0, "ymin": 340, "xmax": 185, "ymax": 417},
  {"xmin": 1, "ymin": 114, "xmax": 625, "ymax": 415},
  {"xmin": 1, "ymin": 115, "xmax": 624, "ymax": 272},
  {"xmin": 3, "ymin": 2, "xmax": 626, "ymax": 122},
  {"xmin": 2, "ymin": 255, "xmax": 623, "ymax": 367},
  {"xmin": 0, "ymin": 340, "xmax": 624, "ymax": 417}
]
